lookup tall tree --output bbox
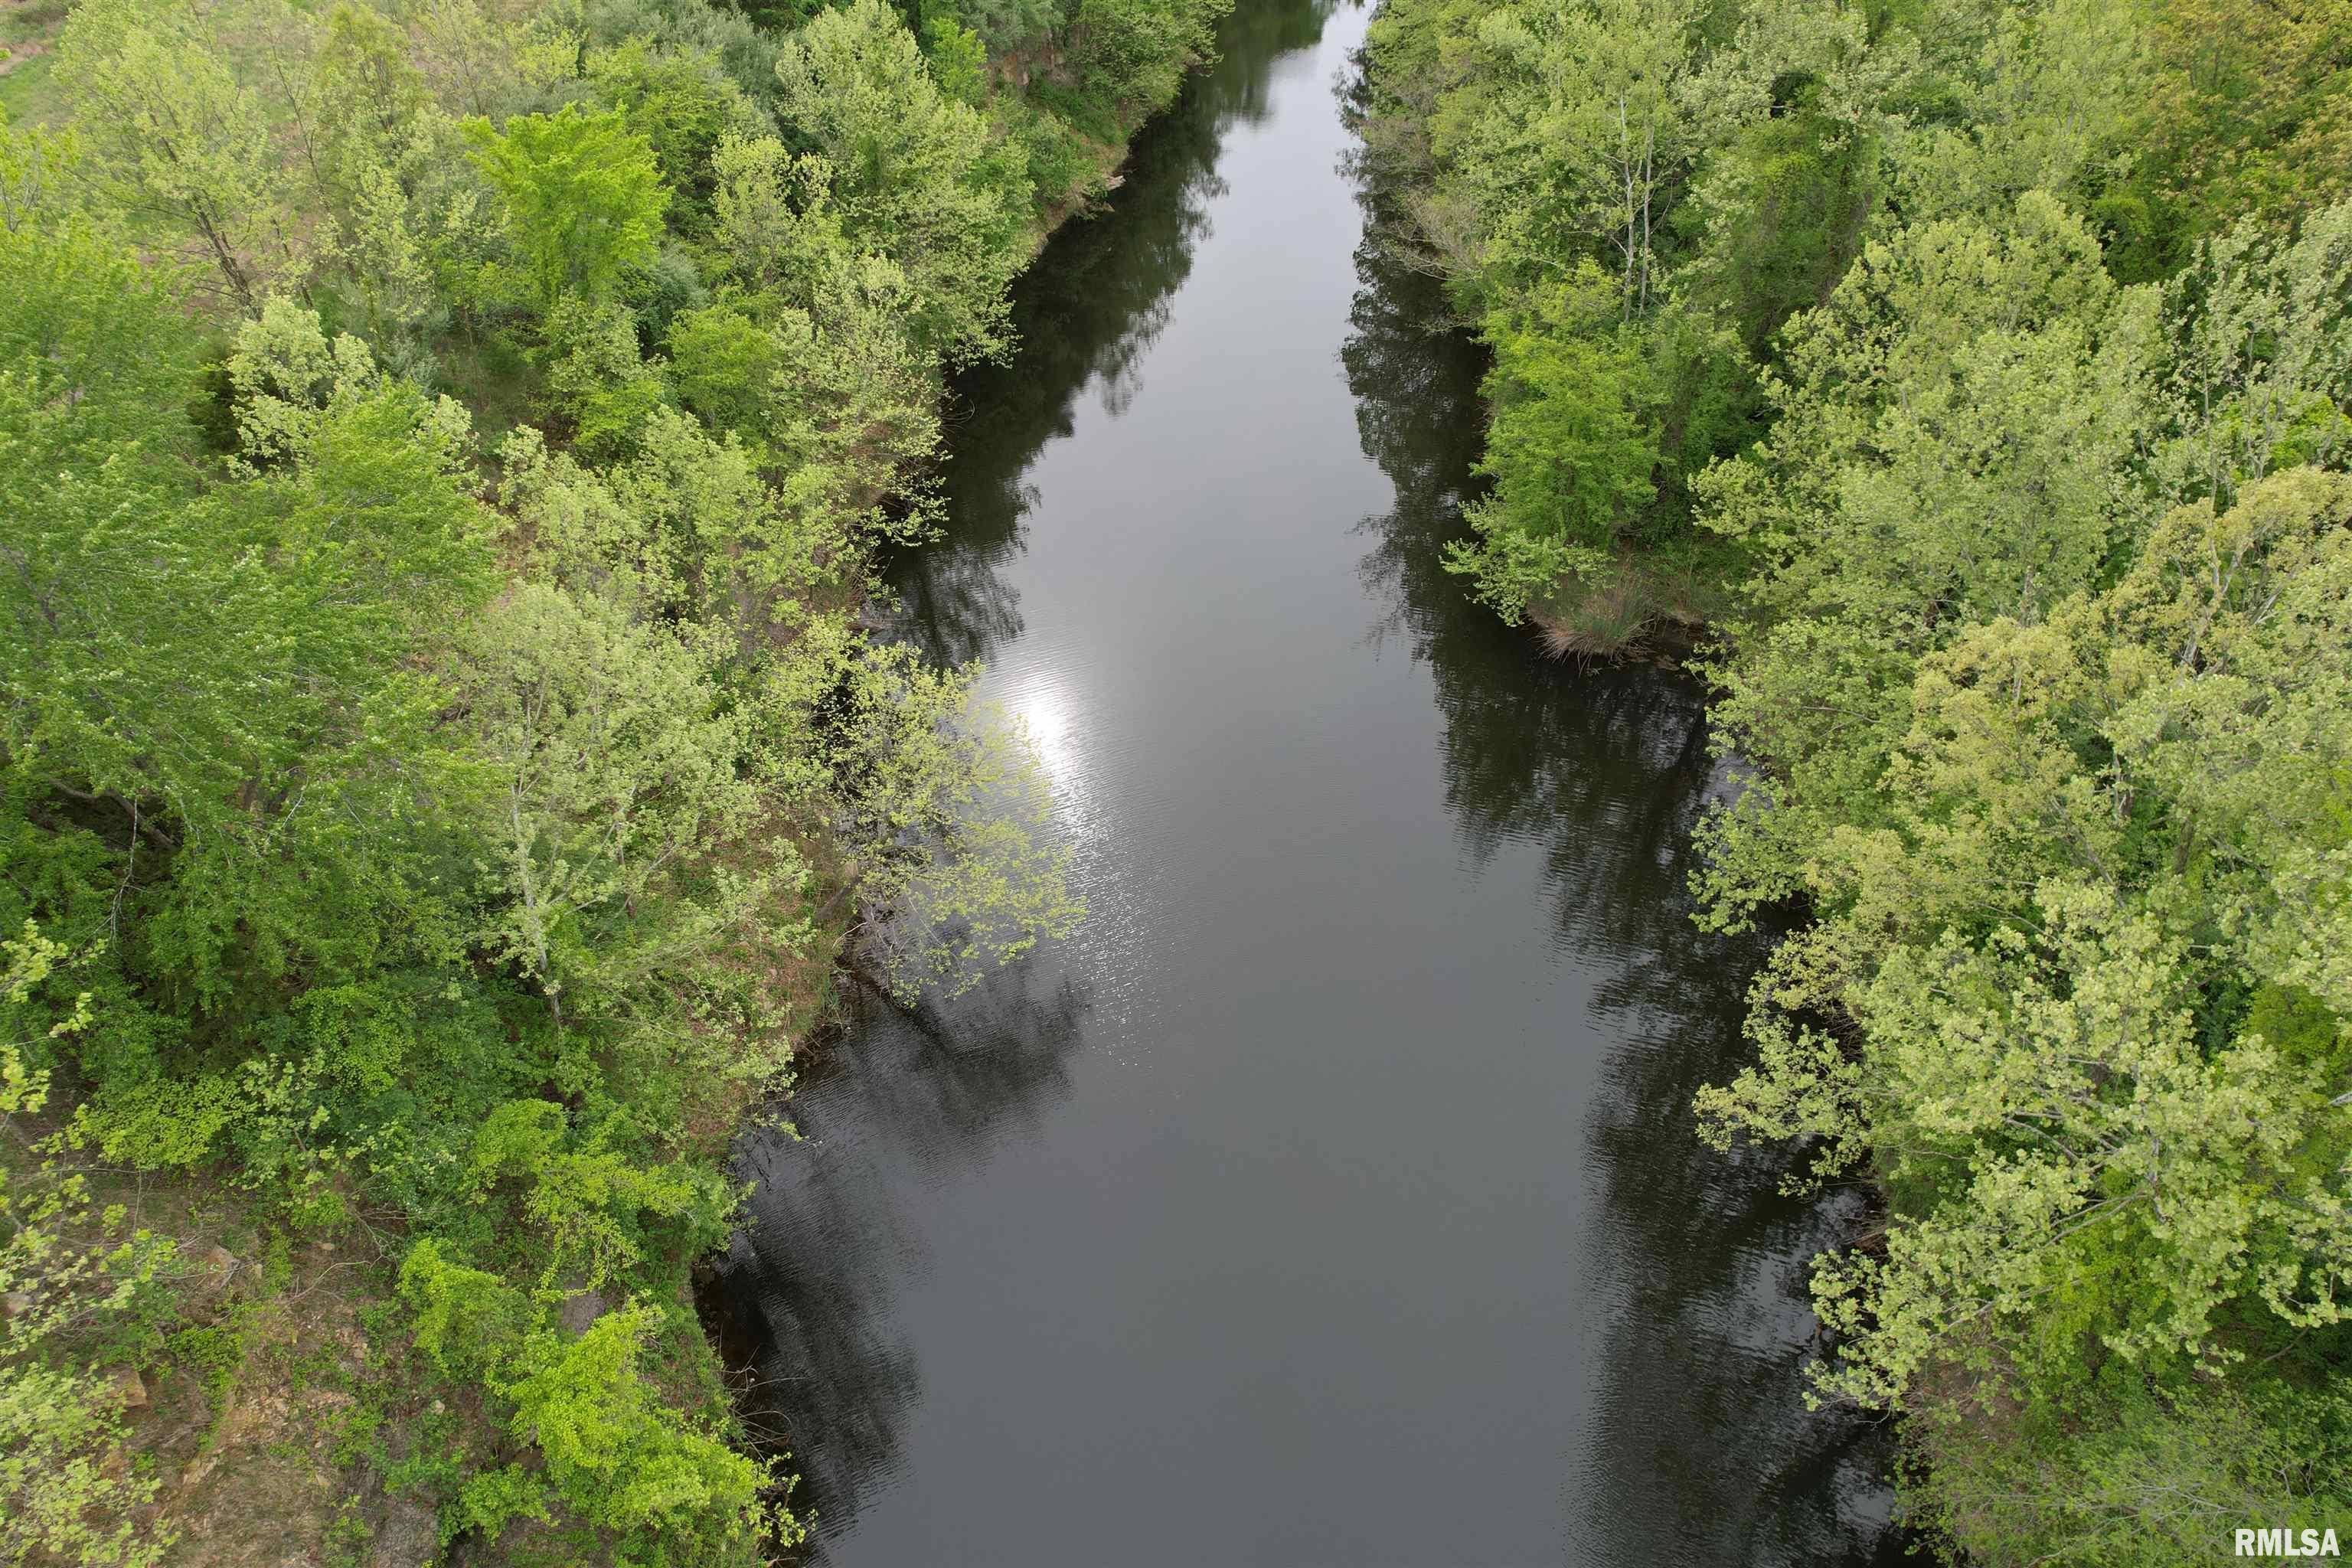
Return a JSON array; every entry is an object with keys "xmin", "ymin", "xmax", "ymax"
[
  {"xmin": 773, "ymin": 0, "xmax": 1030, "ymax": 363},
  {"xmin": 54, "ymin": 0, "xmax": 302, "ymax": 309},
  {"xmin": 466, "ymin": 105, "xmax": 671, "ymax": 313}
]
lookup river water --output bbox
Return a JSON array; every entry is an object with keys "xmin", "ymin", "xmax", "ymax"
[{"xmin": 717, "ymin": 4, "xmax": 1910, "ymax": 1562}]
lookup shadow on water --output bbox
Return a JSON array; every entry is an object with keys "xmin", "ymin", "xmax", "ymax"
[
  {"xmin": 716, "ymin": 962, "xmax": 1091, "ymax": 1538},
  {"xmin": 1341, "ymin": 182, "xmax": 1912, "ymax": 1566},
  {"xmin": 888, "ymin": 0, "xmax": 1338, "ymax": 669},
  {"xmin": 713, "ymin": 2, "xmax": 1335, "ymax": 1551}
]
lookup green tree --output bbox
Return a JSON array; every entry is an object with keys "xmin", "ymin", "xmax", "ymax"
[
  {"xmin": 1063, "ymin": 0, "xmax": 1223, "ymax": 118},
  {"xmin": 0, "ymin": 0, "xmax": 1194, "ymax": 1548},
  {"xmin": 4, "ymin": 271, "xmax": 493, "ymax": 1006},
  {"xmin": 1466, "ymin": 0, "xmax": 1704, "ymax": 312},
  {"xmin": 773, "ymin": 0, "xmax": 1028, "ymax": 363},
  {"xmin": 1442, "ymin": 268, "xmax": 1655, "ymax": 622},
  {"xmin": 452, "ymin": 581, "xmax": 804, "ymax": 1040},
  {"xmin": 782, "ymin": 636, "xmax": 1082, "ymax": 999},
  {"xmin": 2154, "ymin": 200, "xmax": 2352, "ymax": 508},
  {"xmin": 2099, "ymin": 0, "xmax": 2352, "ymax": 279},
  {"xmin": 54, "ymin": 0, "xmax": 302, "ymax": 310},
  {"xmin": 0, "ymin": 926, "xmax": 175, "ymax": 1568},
  {"xmin": 497, "ymin": 1305, "xmax": 780, "ymax": 1551},
  {"xmin": 1698, "ymin": 465, "xmax": 2352, "ymax": 1491},
  {"xmin": 1700, "ymin": 191, "xmax": 2158, "ymax": 639},
  {"xmin": 466, "ymin": 104, "xmax": 671, "ymax": 312},
  {"xmin": 584, "ymin": 38, "xmax": 765, "ymax": 203},
  {"xmin": 1890, "ymin": 0, "xmax": 2147, "ymax": 222}
]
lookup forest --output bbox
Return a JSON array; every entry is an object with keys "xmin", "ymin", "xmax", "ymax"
[
  {"xmin": 1357, "ymin": 0, "xmax": 2352, "ymax": 1560},
  {"xmin": 0, "ymin": 0, "xmax": 1224, "ymax": 1558},
  {"xmin": 9, "ymin": 0, "xmax": 2350, "ymax": 1558}
]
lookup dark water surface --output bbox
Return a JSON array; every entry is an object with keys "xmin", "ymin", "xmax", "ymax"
[{"xmin": 717, "ymin": 5, "xmax": 1909, "ymax": 1562}]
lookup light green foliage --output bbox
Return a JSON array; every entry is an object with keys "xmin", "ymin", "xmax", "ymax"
[
  {"xmin": 456, "ymin": 580, "xmax": 805, "ymax": 1038},
  {"xmin": 1890, "ymin": 0, "xmax": 2145, "ymax": 221},
  {"xmin": 503, "ymin": 407, "xmax": 848, "ymax": 646},
  {"xmin": 305, "ymin": 2, "xmax": 434, "ymax": 197},
  {"xmin": 69, "ymin": 1073, "xmax": 245, "ymax": 1171},
  {"xmin": 585, "ymin": 38, "xmax": 767, "ymax": 200},
  {"xmin": 694, "ymin": 148, "xmax": 937, "ymax": 507},
  {"xmin": 1, "ymin": 928, "xmax": 174, "ymax": 1568},
  {"xmin": 1061, "ymin": 0, "xmax": 1224, "ymax": 119},
  {"xmin": 0, "ymin": 116, "xmax": 91, "ymax": 234},
  {"xmin": 1367, "ymin": 0, "xmax": 2352, "ymax": 1554},
  {"xmin": 810, "ymin": 645, "xmax": 1083, "ymax": 1000},
  {"xmin": 2155, "ymin": 200, "xmax": 2352, "ymax": 507},
  {"xmin": 778, "ymin": 250, "xmax": 954, "ymax": 490},
  {"xmin": 1913, "ymin": 1379, "xmax": 2352, "ymax": 1566},
  {"xmin": 399, "ymin": 1242, "xmax": 787, "ymax": 1559},
  {"xmin": 951, "ymin": 0, "xmax": 1066, "ymax": 54},
  {"xmin": 1788, "ymin": 880, "xmax": 2331, "ymax": 1400},
  {"xmin": 54, "ymin": 0, "xmax": 302, "ymax": 309},
  {"xmin": 5, "ymin": 261, "xmax": 495, "ymax": 999},
  {"xmin": 1465, "ymin": 0, "xmax": 1703, "ymax": 311},
  {"xmin": 615, "ymin": 407, "xmax": 848, "ymax": 634},
  {"xmin": 0, "ymin": 193, "xmax": 191, "ymax": 451},
  {"xmin": 0, "ymin": 0, "xmax": 1225, "ymax": 1549},
  {"xmin": 705, "ymin": 132, "xmax": 834, "ymax": 295},
  {"xmin": 1443, "ymin": 269, "xmax": 1656, "ymax": 622},
  {"xmin": 1357, "ymin": 0, "xmax": 2270, "ymax": 646},
  {"xmin": 465, "ymin": 104, "xmax": 671, "ymax": 312},
  {"xmin": 664, "ymin": 296, "xmax": 789, "ymax": 436},
  {"xmin": 1361, "ymin": 0, "xmax": 1903, "ymax": 627},
  {"xmin": 773, "ymin": 0, "xmax": 1028, "ymax": 364},
  {"xmin": 540, "ymin": 299, "xmax": 676, "ymax": 460},
  {"xmin": 470, "ymin": 1101, "xmax": 733, "ymax": 1289},
  {"xmin": 499, "ymin": 1305, "xmax": 779, "ymax": 1553},
  {"xmin": 397, "ymin": 1237, "xmax": 531, "ymax": 1380},
  {"xmin": 407, "ymin": 0, "xmax": 581, "ymax": 122},
  {"xmin": 292, "ymin": 3, "xmax": 475, "ymax": 359},
  {"xmin": 921, "ymin": 14, "xmax": 990, "ymax": 106},
  {"xmin": 227, "ymin": 296, "xmax": 471, "ymax": 467},
  {"xmin": 1700, "ymin": 459, "xmax": 2352, "ymax": 1550},
  {"xmin": 2099, "ymin": 0, "xmax": 2352, "ymax": 280},
  {"xmin": 1700, "ymin": 191, "xmax": 2161, "ymax": 637},
  {"xmin": 1669, "ymin": 0, "xmax": 1900, "ymax": 358}
]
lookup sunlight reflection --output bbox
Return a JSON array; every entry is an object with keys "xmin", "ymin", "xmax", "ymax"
[
  {"xmin": 1000, "ymin": 674, "xmax": 1078, "ymax": 785},
  {"xmin": 995, "ymin": 671, "xmax": 1095, "ymax": 848}
]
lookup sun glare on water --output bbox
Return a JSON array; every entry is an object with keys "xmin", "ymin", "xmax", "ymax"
[{"xmin": 1004, "ymin": 675, "xmax": 1079, "ymax": 784}]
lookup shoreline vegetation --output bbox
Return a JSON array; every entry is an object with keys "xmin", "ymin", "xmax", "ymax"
[
  {"xmin": 0, "ymin": 0, "xmax": 1226, "ymax": 1558},
  {"xmin": 1357, "ymin": 0, "xmax": 2352, "ymax": 1560}
]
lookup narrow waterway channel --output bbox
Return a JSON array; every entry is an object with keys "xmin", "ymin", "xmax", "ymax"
[{"xmin": 717, "ymin": 4, "xmax": 1911, "ymax": 1561}]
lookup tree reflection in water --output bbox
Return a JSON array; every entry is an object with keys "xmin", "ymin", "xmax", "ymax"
[
  {"xmin": 1340, "ymin": 180, "xmax": 1912, "ymax": 1566},
  {"xmin": 716, "ymin": 8, "xmax": 1914, "ymax": 1559},
  {"xmin": 713, "ymin": 2, "xmax": 1334, "ymax": 1551},
  {"xmin": 891, "ymin": 0, "xmax": 1339, "ymax": 671},
  {"xmin": 717, "ymin": 963, "xmax": 1091, "ymax": 1537}
]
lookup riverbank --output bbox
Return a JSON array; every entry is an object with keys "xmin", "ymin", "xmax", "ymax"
[
  {"xmin": 1524, "ymin": 541, "xmax": 1739, "ymax": 665},
  {"xmin": 2, "ymin": 0, "xmax": 1222, "ymax": 1559},
  {"xmin": 1354, "ymin": 2, "xmax": 2352, "ymax": 1563}
]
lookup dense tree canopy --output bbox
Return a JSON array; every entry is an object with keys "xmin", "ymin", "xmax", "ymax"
[
  {"xmin": 1362, "ymin": 0, "xmax": 2352, "ymax": 1560},
  {"xmin": 1, "ymin": 0, "xmax": 1224, "ymax": 1555}
]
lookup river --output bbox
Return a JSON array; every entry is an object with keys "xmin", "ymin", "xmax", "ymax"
[{"xmin": 714, "ymin": 3, "xmax": 1911, "ymax": 1562}]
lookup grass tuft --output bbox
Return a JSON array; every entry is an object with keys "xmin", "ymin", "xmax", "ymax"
[{"xmin": 1528, "ymin": 537, "xmax": 1745, "ymax": 662}]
